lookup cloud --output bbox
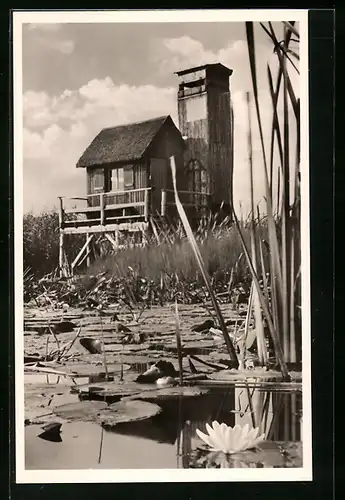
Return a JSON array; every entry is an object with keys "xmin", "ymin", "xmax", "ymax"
[
  {"xmin": 23, "ymin": 34, "xmax": 299, "ymax": 215},
  {"xmin": 23, "ymin": 79, "xmax": 179, "ymax": 213},
  {"xmin": 156, "ymin": 35, "xmax": 299, "ymax": 213}
]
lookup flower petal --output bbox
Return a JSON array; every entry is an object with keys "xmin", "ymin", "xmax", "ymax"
[
  {"xmin": 206, "ymin": 422, "xmax": 227, "ymax": 451},
  {"xmin": 212, "ymin": 421, "xmax": 221, "ymax": 433},
  {"xmin": 240, "ymin": 423, "xmax": 249, "ymax": 441},
  {"xmin": 218, "ymin": 424, "xmax": 231, "ymax": 453},
  {"xmin": 219, "ymin": 423, "xmax": 229, "ymax": 442},
  {"xmin": 230, "ymin": 424, "xmax": 243, "ymax": 451},
  {"xmin": 224, "ymin": 425, "xmax": 233, "ymax": 453},
  {"xmin": 196, "ymin": 429, "xmax": 216, "ymax": 449}
]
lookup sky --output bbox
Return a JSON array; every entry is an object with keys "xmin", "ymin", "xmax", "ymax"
[{"xmin": 20, "ymin": 17, "xmax": 301, "ymax": 215}]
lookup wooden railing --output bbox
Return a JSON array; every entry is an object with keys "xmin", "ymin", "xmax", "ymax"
[
  {"xmin": 58, "ymin": 187, "xmax": 211, "ymax": 229},
  {"xmin": 59, "ymin": 187, "xmax": 151, "ymax": 228},
  {"xmin": 160, "ymin": 189, "xmax": 211, "ymax": 217}
]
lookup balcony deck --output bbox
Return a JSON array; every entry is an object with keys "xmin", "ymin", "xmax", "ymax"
[{"xmin": 58, "ymin": 187, "xmax": 211, "ymax": 234}]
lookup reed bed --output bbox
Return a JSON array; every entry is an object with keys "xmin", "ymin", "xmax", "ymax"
[
  {"xmin": 165, "ymin": 21, "xmax": 301, "ymax": 376},
  {"xmin": 238, "ymin": 21, "xmax": 301, "ymax": 368}
]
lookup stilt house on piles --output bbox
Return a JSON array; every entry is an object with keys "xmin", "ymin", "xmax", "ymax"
[{"xmin": 58, "ymin": 62, "xmax": 234, "ymax": 276}]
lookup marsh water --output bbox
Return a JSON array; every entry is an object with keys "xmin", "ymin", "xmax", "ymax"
[
  {"xmin": 25, "ymin": 378, "xmax": 302, "ymax": 469},
  {"xmin": 24, "ymin": 305, "xmax": 303, "ymax": 470}
]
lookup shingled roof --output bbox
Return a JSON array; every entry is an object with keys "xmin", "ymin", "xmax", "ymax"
[{"xmin": 77, "ymin": 115, "xmax": 179, "ymax": 168}]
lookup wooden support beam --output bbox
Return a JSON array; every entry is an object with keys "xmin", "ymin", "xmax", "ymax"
[
  {"xmin": 58, "ymin": 197, "xmax": 64, "ymax": 229},
  {"xmin": 150, "ymin": 217, "xmax": 160, "ymax": 244},
  {"xmin": 79, "ymin": 248, "xmax": 92, "ymax": 268},
  {"xmin": 144, "ymin": 188, "xmax": 149, "ymax": 222},
  {"xmin": 104, "ymin": 232, "xmax": 118, "ymax": 251},
  {"xmin": 114, "ymin": 230, "xmax": 119, "ymax": 246},
  {"xmin": 59, "ymin": 231, "xmax": 64, "ymax": 277},
  {"xmin": 86, "ymin": 232, "xmax": 91, "ymax": 267},
  {"xmin": 71, "ymin": 234, "xmax": 94, "ymax": 273},
  {"xmin": 62, "ymin": 222, "xmax": 149, "ymax": 235},
  {"xmin": 100, "ymin": 193, "xmax": 105, "ymax": 225},
  {"xmin": 63, "ymin": 248, "xmax": 70, "ymax": 277}
]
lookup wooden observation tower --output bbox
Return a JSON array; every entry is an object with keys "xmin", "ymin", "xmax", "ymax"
[{"xmin": 58, "ymin": 63, "xmax": 233, "ymax": 277}]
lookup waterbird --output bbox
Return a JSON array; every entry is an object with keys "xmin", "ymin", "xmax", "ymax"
[
  {"xmin": 135, "ymin": 360, "xmax": 178, "ymax": 383},
  {"xmin": 156, "ymin": 376, "xmax": 177, "ymax": 387}
]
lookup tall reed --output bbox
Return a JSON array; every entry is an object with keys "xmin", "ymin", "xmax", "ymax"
[
  {"xmin": 235, "ymin": 21, "xmax": 301, "ymax": 372},
  {"xmin": 170, "ymin": 156, "xmax": 238, "ymax": 367}
]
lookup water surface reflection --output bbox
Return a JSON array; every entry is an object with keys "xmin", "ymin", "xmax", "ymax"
[{"xmin": 25, "ymin": 387, "xmax": 302, "ymax": 469}]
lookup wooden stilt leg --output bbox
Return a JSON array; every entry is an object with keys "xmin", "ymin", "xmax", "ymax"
[
  {"xmin": 59, "ymin": 231, "xmax": 64, "ymax": 277},
  {"xmin": 104, "ymin": 232, "xmax": 118, "ymax": 251},
  {"xmin": 86, "ymin": 232, "xmax": 91, "ymax": 267}
]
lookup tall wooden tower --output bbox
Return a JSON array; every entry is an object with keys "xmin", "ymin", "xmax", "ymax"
[{"xmin": 176, "ymin": 63, "xmax": 234, "ymax": 214}]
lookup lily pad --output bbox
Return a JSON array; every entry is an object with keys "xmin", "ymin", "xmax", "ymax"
[
  {"xmin": 209, "ymin": 369, "xmax": 302, "ymax": 383},
  {"xmin": 76, "ymin": 379, "xmax": 155, "ymax": 400},
  {"xmin": 63, "ymin": 363, "xmax": 131, "ymax": 377},
  {"xmin": 164, "ymin": 341, "xmax": 215, "ymax": 354},
  {"xmin": 83, "ymin": 324, "xmax": 117, "ymax": 332},
  {"xmin": 126, "ymin": 386, "xmax": 209, "ymax": 403},
  {"xmin": 194, "ymin": 441, "xmax": 302, "ymax": 468},
  {"xmin": 52, "ymin": 400, "xmax": 107, "ymax": 422},
  {"xmin": 79, "ymin": 337, "xmax": 102, "ymax": 354},
  {"xmin": 105, "ymin": 343, "xmax": 149, "ymax": 353},
  {"xmin": 52, "ymin": 321, "xmax": 78, "ymax": 333},
  {"xmin": 97, "ymin": 400, "xmax": 161, "ymax": 427}
]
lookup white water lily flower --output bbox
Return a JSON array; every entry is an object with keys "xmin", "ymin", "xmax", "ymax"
[{"xmin": 196, "ymin": 421, "xmax": 265, "ymax": 455}]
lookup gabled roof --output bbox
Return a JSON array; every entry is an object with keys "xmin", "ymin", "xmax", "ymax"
[{"xmin": 77, "ymin": 115, "xmax": 180, "ymax": 168}]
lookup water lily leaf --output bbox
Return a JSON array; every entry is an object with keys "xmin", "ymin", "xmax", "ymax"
[
  {"xmin": 194, "ymin": 441, "xmax": 302, "ymax": 468},
  {"xmin": 41, "ymin": 422, "xmax": 62, "ymax": 434},
  {"xmin": 209, "ymin": 369, "xmax": 286, "ymax": 381},
  {"xmin": 38, "ymin": 431, "xmax": 63, "ymax": 443},
  {"xmin": 52, "ymin": 401, "xmax": 107, "ymax": 422},
  {"xmin": 65, "ymin": 363, "xmax": 130, "ymax": 377},
  {"xmin": 164, "ymin": 341, "xmax": 215, "ymax": 354},
  {"xmin": 52, "ymin": 321, "xmax": 77, "ymax": 334},
  {"xmin": 97, "ymin": 400, "xmax": 161, "ymax": 427},
  {"xmin": 76, "ymin": 379, "xmax": 154, "ymax": 400},
  {"xmin": 191, "ymin": 319, "xmax": 215, "ymax": 332},
  {"xmin": 79, "ymin": 337, "xmax": 102, "ymax": 354},
  {"xmin": 127, "ymin": 386, "xmax": 209, "ymax": 403}
]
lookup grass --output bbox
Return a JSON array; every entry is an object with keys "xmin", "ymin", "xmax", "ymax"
[{"xmin": 89, "ymin": 223, "xmax": 250, "ymax": 285}]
